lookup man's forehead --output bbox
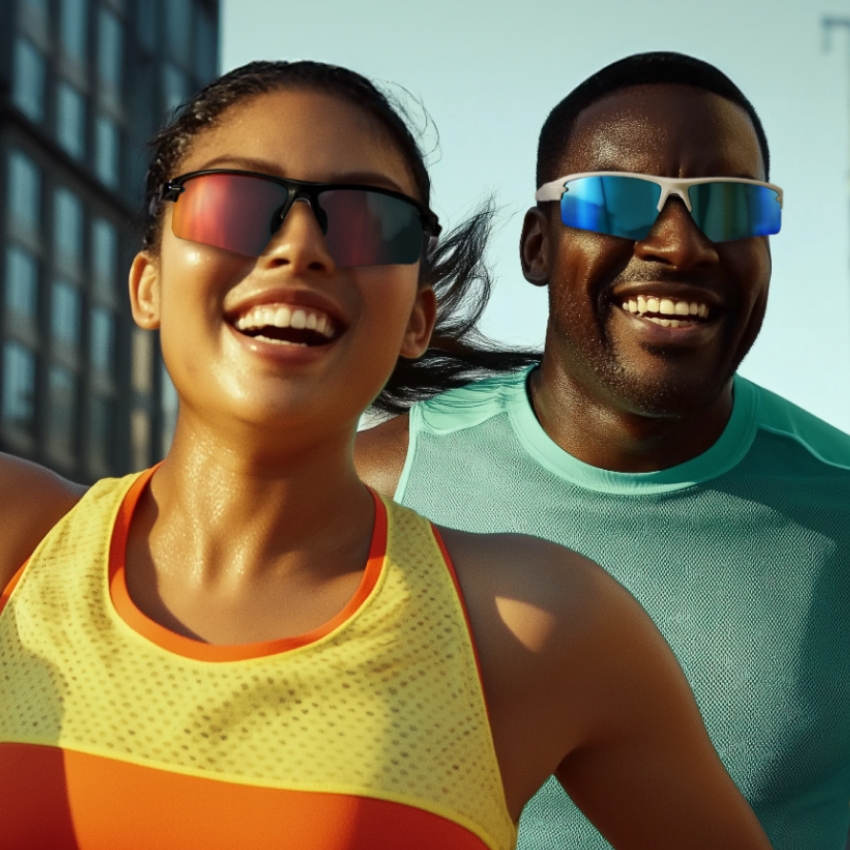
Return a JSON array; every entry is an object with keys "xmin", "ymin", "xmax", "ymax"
[{"xmin": 558, "ymin": 83, "xmax": 765, "ymax": 179}]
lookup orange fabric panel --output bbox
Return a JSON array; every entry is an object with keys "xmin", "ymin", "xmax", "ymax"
[
  {"xmin": 108, "ymin": 469, "xmax": 388, "ymax": 661},
  {"xmin": 0, "ymin": 560, "xmax": 27, "ymax": 618},
  {"xmin": 0, "ymin": 743, "xmax": 491, "ymax": 850}
]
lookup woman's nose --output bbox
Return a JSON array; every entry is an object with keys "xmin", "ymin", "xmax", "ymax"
[{"xmin": 260, "ymin": 198, "xmax": 335, "ymax": 271}]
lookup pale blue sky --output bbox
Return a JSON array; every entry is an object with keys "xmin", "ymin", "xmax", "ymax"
[{"xmin": 222, "ymin": 0, "xmax": 850, "ymax": 431}]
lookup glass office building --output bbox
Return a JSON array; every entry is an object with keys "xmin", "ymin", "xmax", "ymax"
[{"xmin": 0, "ymin": 0, "xmax": 220, "ymax": 481}]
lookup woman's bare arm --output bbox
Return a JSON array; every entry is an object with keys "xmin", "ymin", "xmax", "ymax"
[
  {"xmin": 443, "ymin": 528, "xmax": 773, "ymax": 850},
  {"xmin": 551, "ymin": 560, "xmax": 771, "ymax": 849},
  {"xmin": 0, "ymin": 453, "xmax": 86, "ymax": 590}
]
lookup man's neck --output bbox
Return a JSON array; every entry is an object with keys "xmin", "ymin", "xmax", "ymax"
[{"xmin": 527, "ymin": 361, "xmax": 734, "ymax": 474}]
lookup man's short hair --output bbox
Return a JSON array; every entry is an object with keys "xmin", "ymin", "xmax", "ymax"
[{"xmin": 536, "ymin": 51, "xmax": 771, "ymax": 186}]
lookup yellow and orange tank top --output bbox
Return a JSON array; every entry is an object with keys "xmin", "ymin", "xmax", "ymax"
[{"xmin": 0, "ymin": 468, "xmax": 516, "ymax": 850}]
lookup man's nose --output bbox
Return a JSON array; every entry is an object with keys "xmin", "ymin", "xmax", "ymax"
[{"xmin": 634, "ymin": 196, "xmax": 719, "ymax": 269}]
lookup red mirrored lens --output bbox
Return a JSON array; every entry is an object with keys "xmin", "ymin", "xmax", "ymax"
[
  {"xmin": 320, "ymin": 189, "xmax": 423, "ymax": 266},
  {"xmin": 171, "ymin": 173, "xmax": 289, "ymax": 256}
]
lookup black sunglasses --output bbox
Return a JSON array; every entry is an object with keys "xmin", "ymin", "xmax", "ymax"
[{"xmin": 161, "ymin": 169, "xmax": 441, "ymax": 267}]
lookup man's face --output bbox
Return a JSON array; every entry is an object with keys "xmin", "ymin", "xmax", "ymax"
[{"xmin": 524, "ymin": 84, "xmax": 772, "ymax": 419}]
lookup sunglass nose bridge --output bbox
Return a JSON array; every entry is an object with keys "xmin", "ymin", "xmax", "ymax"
[
  {"xmin": 656, "ymin": 183, "xmax": 693, "ymax": 213},
  {"xmin": 280, "ymin": 195, "xmax": 329, "ymax": 235}
]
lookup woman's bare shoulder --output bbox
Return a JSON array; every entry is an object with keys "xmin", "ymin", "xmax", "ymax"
[
  {"xmin": 0, "ymin": 453, "xmax": 87, "ymax": 590},
  {"xmin": 438, "ymin": 526, "xmax": 621, "ymax": 635},
  {"xmin": 436, "ymin": 525, "xmax": 668, "ymax": 714}
]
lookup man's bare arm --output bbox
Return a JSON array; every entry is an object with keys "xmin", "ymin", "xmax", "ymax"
[{"xmin": 354, "ymin": 413, "xmax": 409, "ymax": 497}]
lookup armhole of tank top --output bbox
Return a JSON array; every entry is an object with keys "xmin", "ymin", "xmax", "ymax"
[
  {"xmin": 430, "ymin": 526, "xmax": 490, "ymax": 717},
  {"xmin": 0, "ymin": 559, "xmax": 28, "ymax": 617}
]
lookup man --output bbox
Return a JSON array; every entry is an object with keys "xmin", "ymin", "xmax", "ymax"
[{"xmin": 356, "ymin": 53, "xmax": 850, "ymax": 850}]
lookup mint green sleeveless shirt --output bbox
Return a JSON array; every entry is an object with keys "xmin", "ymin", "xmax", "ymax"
[{"xmin": 397, "ymin": 369, "xmax": 850, "ymax": 850}]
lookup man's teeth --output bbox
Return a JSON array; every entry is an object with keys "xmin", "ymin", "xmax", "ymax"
[
  {"xmin": 621, "ymin": 296, "xmax": 710, "ymax": 327},
  {"xmin": 233, "ymin": 305, "xmax": 335, "ymax": 338}
]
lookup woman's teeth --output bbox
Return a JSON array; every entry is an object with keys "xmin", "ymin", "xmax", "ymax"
[
  {"xmin": 621, "ymin": 296, "xmax": 710, "ymax": 328},
  {"xmin": 233, "ymin": 304, "xmax": 335, "ymax": 344}
]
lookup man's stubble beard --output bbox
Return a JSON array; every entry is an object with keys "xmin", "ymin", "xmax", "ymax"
[{"xmin": 549, "ymin": 302, "xmax": 762, "ymax": 422}]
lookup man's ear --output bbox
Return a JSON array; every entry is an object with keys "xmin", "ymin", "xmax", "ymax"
[
  {"xmin": 129, "ymin": 251, "xmax": 161, "ymax": 330},
  {"xmin": 521, "ymin": 207, "xmax": 551, "ymax": 288},
  {"xmin": 399, "ymin": 284, "xmax": 437, "ymax": 359}
]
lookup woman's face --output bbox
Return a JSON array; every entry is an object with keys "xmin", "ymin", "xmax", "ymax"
[{"xmin": 130, "ymin": 89, "xmax": 435, "ymax": 448}]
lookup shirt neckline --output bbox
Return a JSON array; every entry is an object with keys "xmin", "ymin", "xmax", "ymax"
[
  {"xmin": 108, "ymin": 467, "xmax": 388, "ymax": 661},
  {"xmin": 506, "ymin": 370, "xmax": 760, "ymax": 495}
]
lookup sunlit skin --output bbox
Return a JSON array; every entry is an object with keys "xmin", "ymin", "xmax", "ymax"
[
  {"xmin": 356, "ymin": 84, "xmax": 773, "ymax": 478},
  {"xmin": 0, "ymin": 88, "xmax": 772, "ymax": 848},
  {"xmin": 121, "ymin": 90, "xmax": 437, "ymax": 645},
  {"xmin": 522, "ymin": 83, "xmax": 772, "ymax": 471}
]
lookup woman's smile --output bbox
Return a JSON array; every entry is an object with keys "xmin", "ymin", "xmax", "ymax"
[
  {"xmin": 233, "ymin": 304, "xmax": 338, "ymax": 345},
  {"xmin": 142, "ymin": 88, "xmax": 432, "ymax": 438}
]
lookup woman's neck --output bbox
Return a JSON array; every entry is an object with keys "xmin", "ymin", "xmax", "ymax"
[
  {"xmin": 153, "ymin": 417, "xmax": 370, "ymax": 568},
  {"xmin": 124, "ymin": 417, "xmax": 376, "ymax": 644}
]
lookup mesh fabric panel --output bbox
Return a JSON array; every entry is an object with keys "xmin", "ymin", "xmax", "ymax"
[
  {"xmin": 400, "ymin": 375, "xmax": 850, "ymax": 850},
  {"xmin": 0, "ymin": 473, "xmax": 515, "ymax": 850}
]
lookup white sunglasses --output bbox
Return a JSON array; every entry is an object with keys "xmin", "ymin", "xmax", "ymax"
[{"xmin": 535, "ymin": 171, "xmax": 783, "ymax": 242}]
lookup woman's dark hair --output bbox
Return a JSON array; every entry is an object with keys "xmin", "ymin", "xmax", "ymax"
[
  {"xmin": 143, "ymin": 59, "xmax": 539, "ymax": 416},
  {"xmin": 537, "ymin": 51, "xmax": 771, "ymax": 187}
]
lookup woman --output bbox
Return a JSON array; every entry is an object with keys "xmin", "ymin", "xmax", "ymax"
[{"xmin": 0, "ymin": 61, "xmax": 771, "ymax": 849}]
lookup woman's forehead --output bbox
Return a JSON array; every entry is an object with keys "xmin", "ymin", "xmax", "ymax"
[{"xmin": 180, "ymin": 89, "xmax": 418, "ymax": 194}]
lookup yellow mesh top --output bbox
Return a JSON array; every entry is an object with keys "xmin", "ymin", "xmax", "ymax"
[{"xmin": 0, "ymin": 471, "xmax": 516, "ymax": 850}]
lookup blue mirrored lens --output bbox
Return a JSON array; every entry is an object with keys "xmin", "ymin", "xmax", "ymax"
[
  {"xmin": 559, "ymin": 175, "xmax": 662, "ymax": 240},
  {"xmin": 687, "ymin": 182, "xmax": 781, "ymax": 242}
]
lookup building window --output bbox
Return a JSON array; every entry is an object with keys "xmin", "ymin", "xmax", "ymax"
[
  {"xmin": 95, "ymin": 115, "xmax": 120, "ymax": 189},
  {"xmin": 165, "ymin": 0, "xmax": 192, "ymax": 66},
  {"xmin": 160, "ymin": 361, "xmax": 178, "ymax": 456},
  {"xmin": 21, "ymin": 0, "xmax": 50, "ymax": 15},
  {"xmin": 12, "ymin": 38, "xmax": 46, "ymax": 123},
  {"xmin": 136, "ymin": 0, "xmax": 157, "ymax": 53},
  {"xmin": 89, "ymin": 393, "xmax": 114, "ymax": 470},
  {"xmin": 56, "ymin": 82, "xmax": 87, "ymax": 161},
  {"xmin": 2, "ymin": 341, "xmax": 36, "ymax": 432},
  {"xmin": 194, "ymin": 5, "xmax": 217, "ymax": 81},
  {"xmin": 90, "ymin": 306, "xmax": 114, "ymax": 374},
  {"xmin": 5, "ymin": 246, "xmax": 39, "ymax": 324},
  {"xmin": 97, "ymin": 7, "xmax": 124, "ymax": 99},
  {"xmin": 60, "ymin": 0, "xmax": 89, "ymax": 62},
  {"xmin": 51, "ymin": 280, "xmax": 82, "ymax": 349},
  {"xmin": 131, "ymin": 327, "xmax": 152, "ymax": 393},
  {"xmin": 54, "ymin": 188, "xmax": 84, "ymax": 273},
  {"xmin": 162, "ymin": 63, "xmax": 189, "ymax": 117},
  {"xmin": 92, "ymin": 217, "xmax": 118, "ymax": 297},
  {"xmin": 47, "ymin": 365, "xmax": 77, "ymax": 457},
  {"xmin": 131, "ymin": 408, "xmax": 150, "ymax": 469},
  {"xmin": 7, "ymin": 151, "xmax": 41, "ymax": 236}
]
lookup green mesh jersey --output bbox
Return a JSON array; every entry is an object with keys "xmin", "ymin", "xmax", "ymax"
[{"xmin": 396, "ymin": 368, "xmax": 850, "ymax": 850}]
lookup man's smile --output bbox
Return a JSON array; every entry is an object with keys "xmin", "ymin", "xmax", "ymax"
[{"xmin": 619, "ymin": 295, "xmax": 711, "ymax": 327}]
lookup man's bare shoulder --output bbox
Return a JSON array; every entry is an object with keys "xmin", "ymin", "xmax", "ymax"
[
  {"xmin": 354, "ymin": 413, "xmax": 410, "ymax": 497},
  {"xmin": 0, "ymin": 453, "xmax": 86, "ymax": 589}
]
